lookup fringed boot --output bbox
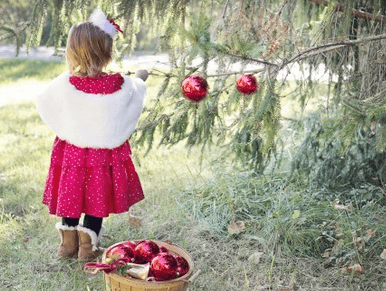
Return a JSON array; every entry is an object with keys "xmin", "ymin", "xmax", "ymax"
[
  {"xmin": 77, "ymin": 224, "xmax": 105, "ymax": 261},
  {"xmin": 56, "ymin": 222, "xmax": 79, "ymax": 258}
]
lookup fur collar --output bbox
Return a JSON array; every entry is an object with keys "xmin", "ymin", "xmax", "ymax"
[{"xmin": 35, "ymin": 73, "xmax": 146, "ymax": 149}]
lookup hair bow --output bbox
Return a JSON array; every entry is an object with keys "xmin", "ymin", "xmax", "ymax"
[{"xmin": 108, "ymin": 18, "xmax": 123, "ymax": 34}]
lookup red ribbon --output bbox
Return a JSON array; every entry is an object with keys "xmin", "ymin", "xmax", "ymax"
[
  {"xmin": 84, "ymin": 257, "xmax": 130, "ymax": 274},
  {"xmin": 108, "ymin": 18, "xmax": 123, "ymax": 34}
]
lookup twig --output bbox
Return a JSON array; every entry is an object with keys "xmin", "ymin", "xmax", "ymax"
[
  {"xmin": 221, "ymin": 0, "xmax": 230, "ymax": 19},
  {"xmin": 310, "ymin": 0, "xmax": 386, "ymax": 22},
  {"xmin": 222, "ymin": 51, "xmax": 279, "ymax": 67},
  {"xmin": 341, "ymin": 100, "xmax": 364, "ymax": 114}
]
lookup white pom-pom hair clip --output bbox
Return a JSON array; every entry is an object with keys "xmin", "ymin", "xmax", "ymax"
[{"xmin": 89, "ymin": 8, "xmax": 122, "ymax": 38}]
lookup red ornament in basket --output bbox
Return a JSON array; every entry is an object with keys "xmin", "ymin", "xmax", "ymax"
[
  {"xmin": 150, "ymin": 253, "xmax": 179, "ymax": 281},
  {"xmin": 175, "ymin": 255, "xmax": 189, "ymax": 277},
  {"xmin": 108, "ymin": 244, "xmax": 135, "ymax": 262},
  {"xmin": 134, "ymin": 240, "xmax": 160, "ymax": 264},
  {"xmin": 236, "ymin": 74, "xmax": 258, "ymax": 95},
  {"xmin": 122, "ymin": 241, "xmax": 137, "ymax": 255},
  {"xmin": 181, "ymin": 74, "xmax": 209, "ymax": 102}
]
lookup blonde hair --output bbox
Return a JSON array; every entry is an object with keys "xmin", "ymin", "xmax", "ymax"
[{"xmin": 66, "ymin": 22, "xmax": 113, "ymax": 77}]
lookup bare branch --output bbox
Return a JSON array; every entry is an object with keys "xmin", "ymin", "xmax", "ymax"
[{"xmin": 285, "ymin": 33, "xmax": 386, "ymax": 64}]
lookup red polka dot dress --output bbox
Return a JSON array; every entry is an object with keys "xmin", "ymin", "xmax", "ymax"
[{"xmin": 41, "ymin": 73, "xmax": 145, "ymax": 218}]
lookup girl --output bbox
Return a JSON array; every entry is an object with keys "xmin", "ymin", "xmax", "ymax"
[{"xmin": 35, "ymin": 8, "xmax": 148, "ymax": 261}]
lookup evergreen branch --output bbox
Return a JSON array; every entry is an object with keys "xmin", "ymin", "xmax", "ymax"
[
  {"xmin": 208, "ymin": 68, "xmax": 265, "ymax": 77},
  {"xmin": 0, "ymin": 25, "xmax": 17, "ymax": 36},
  {"xmin": 133, "ymin": 113, "xmax": 175, "ymax": 132},
  {"xmin": 126, "ymin": 68, "xmax": 265, "ymax": 79},
  {"xmin": 361, "ymin": 89, "xmax": 386, "ymax": 104},
  {"xmin": 310, "ymin": 0, "xmax": 386, "ymax": 22},
  {"xmin": 341, "ymin": 100, "xmax": 364, "ymax": 115},
  {"xmin": 285, "ymin": 34, "xmax": 386, "ymax": 64},
  {"xmin": 0, "ymin": 33, "xmax": 15, "ymax": 41},
  {"xmin": 221, "ymin": 51, "xmax": 279, "ymax": 67}
]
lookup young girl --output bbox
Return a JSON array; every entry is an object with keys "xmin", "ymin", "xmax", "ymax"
[{"xmin": 35, "ymin": 8, "xmax": 148, "ymax": 261}]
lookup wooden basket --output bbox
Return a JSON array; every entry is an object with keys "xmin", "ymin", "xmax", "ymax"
[{"xmin": 103, "ymin": 240, "xmax": 200, "ymax": 291}]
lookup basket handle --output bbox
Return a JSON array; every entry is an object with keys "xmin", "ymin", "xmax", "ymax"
[{"xmin": 187, "ymin": 269, "xmax": 201, "ymax": 284}]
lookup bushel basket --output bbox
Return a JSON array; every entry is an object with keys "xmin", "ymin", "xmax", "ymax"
[{"xmin": 103, "ymin": 240, "xmax": 200, "ymax": 291}]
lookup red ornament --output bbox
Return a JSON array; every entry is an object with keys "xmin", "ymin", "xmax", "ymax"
[
  {"xmin": 159, "ymin": 246, "xmax": 169, "ymax": 253},
  {"xmin": 181, "ymin": 74, "xmax": 209, "ymax": 102},
  {"xmin": 134, "ymin": 240, "xmax": 160, "ymax": 263},
  {"xmin": 151, "ymin": 253, "xmax": 178, "ymax": 281},
  {"xmin": 174, "ymin": 255, "xmax": 189, "ymax": 277},
  {"xmin": 236, "ymin": 74, "xmax": 258, "ymax": 94},
  {"xmin": 110, "ymin": 245, "xmax": 134, "ymax": 258},
  {"xmin": 122, "ymin": 241, "xmax": 137, "ymax": 255}
]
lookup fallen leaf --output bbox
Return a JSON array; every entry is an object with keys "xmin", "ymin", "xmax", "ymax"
[
  {"xmin": 228, "ymin": 220, "xmax": 245, "ymax": 235},
  {"xmin": 365, "ymin": 229, "xmax": 377, "ymax": 239},
  {"xmin": 335, "ymin": 233, "xmax": 344, "ymax": 239},
  {"xmin": 248, "ymin": 251, "xmax": 263, "ymax": 264},
  {"xmin": 380, "ymin": 249, "xmax": 386, "ymax": 260},
  {"xmin": 341, "ymin": 263, "xmax": 363, "ymax": 275},
  {"xmin": 23, "ymin": 237, "xmax": 29, "ymax": 242},
  {"xmin": 128, "ymin": 215, "xmax": 142, "ymax": 228},
  {"xmin": 334, "ymin": 201, "xmax": 354, "ymax": 211},
  {"xmin": 292, "ymin": 210, "xmax": 300, "ymax": 220}
]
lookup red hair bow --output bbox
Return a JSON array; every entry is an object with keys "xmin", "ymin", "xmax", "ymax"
[{"xmin": 108, "ymin": 18, "xmax": 123, "ymax": 34}]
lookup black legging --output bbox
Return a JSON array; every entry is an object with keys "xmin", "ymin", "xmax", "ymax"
[{"xmin": 62, "ymin": 215, "xmax": 103, "ymax": 235}]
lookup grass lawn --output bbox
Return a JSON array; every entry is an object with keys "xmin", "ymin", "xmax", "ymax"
[{"xmin": 1, "ymin": 58, "xmax": 386, "ymax": 291}]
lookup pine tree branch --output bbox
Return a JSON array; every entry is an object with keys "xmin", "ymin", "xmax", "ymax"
[
  {"xmin": 0, "ymin": 33, "xmax": 15, "ymax": 41},
  {"xmin": 310, "ymin": 0, "xmax": 386, "ymax": 22},
  {"xmin": 0, "ymin": 25, "xmax": 17, "ymax": 36},
  {"xmin": 221, "ymin": 51, "xmax": 279, "ymax": 67},
  {"xmin": 125, "ymin": 33, "xmax": 386, "ymax": 79},
  {"xmin": 341, "ymin": 100, "xmax": 364, "ymax": 114},
  {"xmin": 285, "ymin": 33, "xmax": 386, "ymax": 64}
]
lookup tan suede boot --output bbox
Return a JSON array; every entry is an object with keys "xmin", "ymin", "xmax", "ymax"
[
  {"xmin": 56, "ymin": 222, "xmax": 78, "ymax": 258},
  {"xmin": 77, "ymin": 224, "xmax": 105, "ymax": 261}
]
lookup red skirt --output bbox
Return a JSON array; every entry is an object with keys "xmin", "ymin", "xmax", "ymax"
[{"xmin": 42, "ymin": 137, "xmax": 144, "ymax": 218}]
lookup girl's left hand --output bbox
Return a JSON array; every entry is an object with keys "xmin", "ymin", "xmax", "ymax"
[{"xmin": 135, "ymin": 70, "xmax": 149, "ymax": 82}]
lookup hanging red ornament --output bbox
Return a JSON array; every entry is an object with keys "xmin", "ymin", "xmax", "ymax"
[
  {"xmin": 236, "ymin": 74, "xmax": 258, "ymax": 94},
  {"xmin": 159, "ymin": 246, "xmax": 169, "ymax": 253},
  {"xmin": 134, "ymin": 240, "xmax": 160, "ymax": 264},
  {"xmin": 174, "ymin": 255, "xmax": 189, "ymax": 277},
  {"xmin": 181, "ymin": 74, "xmax": 209, "ymax": 102},
  {"xmin": 150, "ymin": 253, "xmax": 178, "ymax": 281}
]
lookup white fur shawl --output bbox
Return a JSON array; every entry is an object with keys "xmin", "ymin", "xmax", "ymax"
[{"xmin": 35, "ymin": 72, "xmax": 146, "ymax": 149}]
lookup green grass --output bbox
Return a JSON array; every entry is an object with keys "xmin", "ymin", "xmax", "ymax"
[
  {"xmin": 0, "ymin": 58, "xmax": 67, "ymax": 84},
  {"xmin": 1, "ymin": 58, "xmax": 386, "ymax": 290}
]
